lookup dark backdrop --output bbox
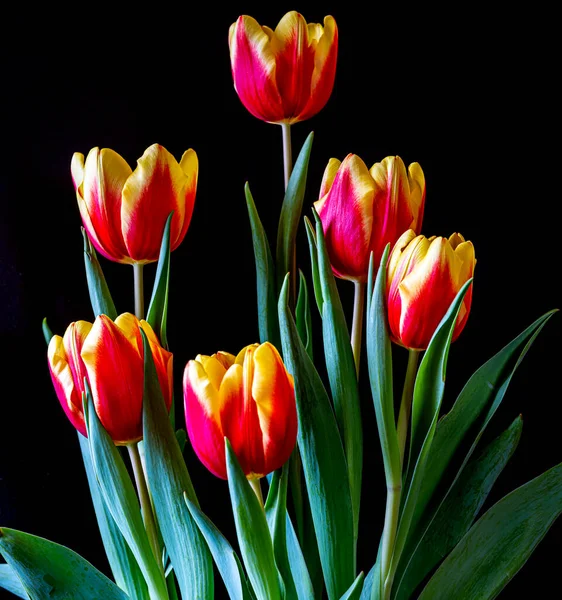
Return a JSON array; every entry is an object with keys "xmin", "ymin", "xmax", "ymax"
[{"xmin": 1, "ymin": 3, "xmax": 560, "ymax": 599}]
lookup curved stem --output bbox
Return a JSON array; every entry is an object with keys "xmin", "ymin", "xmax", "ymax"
[
  {"xmin": 397, "ymin": 350, "xmax": 420, "ymax": 471},
  {"xmin": 351, "ymin": 281, "xmax": 366, "ymax": 376},
  {"xmin": 380, "ymin": 483, "xmax": 402, "ymax": 600},
  {"xmin": 128, "ymin": 443, "xmax": 162, "ymax": 575},
  {"xmin": 133, "ymin": 263, "xmax": 145, "ymax": 320},
  {"xmin": 250, "ymin": 478, "xmax": 264, "ymax": 510}
]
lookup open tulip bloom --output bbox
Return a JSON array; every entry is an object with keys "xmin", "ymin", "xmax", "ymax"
[{"xmin": 1, "ymin": 9, "xmax": 560, "ymax": 600}]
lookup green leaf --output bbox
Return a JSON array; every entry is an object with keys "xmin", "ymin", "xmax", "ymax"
[
  {"xmin": 82, "ymin": 228, "xmax": 117, "ymax": 320},
  {"xmin": 84, "ymin": 387, "xmax": 167, "ymax": 599},
  {"xmin": 276, "ymin": 132, "xmax": 314, "ymax": 293},
  {"xmin": 418, "ymin": 462, "xmax": 562, "ymax": 599},
  {"xmin": 366, "ymin": 246, "xmax": 400, "ymax": 494},
  {"xmin": 387, "ymin": 281, "xmax": 472, "ymax": 588},
  {"xmin": 78, "ymin": 433, "xmax": 149, "ymax": 600},
  {"xmin": 395, "ymin": 415, "xmax": 523, "ymax": 599},
  {"xmin": 42, "ymin": 318, "xmax": 53, "ymax": 345},
  {"xmin": 146, "ymin": 212, "xmax": 173, "ymax": 349},
  {"xmin": 313, "ymin": 209, "xmax": 362, "ymax": 548},
  {"xmin": 175, "ymin": 429, "xmax": 187, "ymax": 454},
  {"xmin": 0, "ymin": 563, "xmax": 29, "ymax": 599},
  {"xmin": 340, "ymin": 573, "xmax": 364, "ymax": 600},
  {"xmin": 360, "ymin": 563, "xmax": 380, "ymax": 600},
  {"xmin": 285, "ymin": 514, "xmax": 315, "ymax": 600},
  {"xmin": 141, "ymin": 329, "xmax": 214, "ymax": 599},
  {"xmin": 295, "ymin": 270, "xmax": 313, "ymax": 359},
  {"xmin": 245, "ymin": 182, "xmax": 280, "ymax": 348},
  {"xmin": 0, "ymin": 528, "xmax": 128, "ymax": 600},
  {"xmin": 225, "ymin": 439, "xmax": 281, "ymax": 600},
  {"xmin": 304, "ymin": 216, "xmax": 323, "ymax": 316},
  {"xmin": 184, "ymin": 495, "xmax": 252, "ymax": 600},
  {"xmin": 278, "ymin": 274, "xmax": 355, "ymax": 600}
]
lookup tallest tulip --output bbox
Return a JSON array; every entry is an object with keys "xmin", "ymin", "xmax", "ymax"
[{"xmin": 228, "ymin": 11, "xmax": 338, "ymax": 124}]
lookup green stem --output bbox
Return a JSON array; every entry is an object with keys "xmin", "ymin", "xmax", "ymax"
[
  {"xmin": 397, "ymin": 350, "xmax": 420, "ymax": 471},
  {"xmin": 281, "ymin": 122, "xmax": 293, "ymax": 191},
  {"xmin": 350, "ymin": 281, "xmax": 366, "ymax": 376},
  {"xmin": 250, "ymin": 478, "xmax": 264, "ymax": 510},
  {"xmin": 381, "ymin": 483, "xmax": 401, "ymax": 600},
  {"xmin": 128, "ymin": 443, "xmax": 163, "ymax": 576},
  {"xmin": 133, "ymin": 263, "xmax": 145, "ymax": 320}
]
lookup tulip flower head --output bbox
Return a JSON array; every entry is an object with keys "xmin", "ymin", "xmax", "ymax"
[
  {"xmin": 183, "ymin": 342, "xmax": 297, "ymax": 480},
  {"xmin": 228, "ymin": 11, "xmax": 338, "ymax": 124},
  {"xmin": 48, "ymin": 313, "xmax": 173, "ymax": 444},
  {"xmin": 387, "ymin": 230, "xmax": 476, "ymax": 351},
  {"xmin": 71, "ymin": 143, "xmax": 198, "ymax": 264},
  {"xmin": 314, "ymin": 154, "xmax": 425, "ymax": 282}
]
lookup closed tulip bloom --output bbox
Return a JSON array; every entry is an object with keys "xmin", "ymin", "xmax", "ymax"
[
  {"xmin": 71, "ymin": 143, "xmax": 198, "ymax": 264},
  {"xmin": 228, "ymin": 11, "xmax": 338, "ymax": 124},
  {"xmin": 387, "ymin": 230, "xmax": 476, "ymax": 350},
  {"xmin": 184, "ymin": 343, "xmax": 297, "ymax": 480},
  {"xmin": 314, "ymin": 154, "xmax": 425, "ymax": 282},
  {"xmin": 48, "ymin": 314, "xmax": 173, "ymax": 444}
]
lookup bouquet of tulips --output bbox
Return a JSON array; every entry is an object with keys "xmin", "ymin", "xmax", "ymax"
[{"xmin": 1, "ymin": 9, "xmax": 560, "ymax": 600}]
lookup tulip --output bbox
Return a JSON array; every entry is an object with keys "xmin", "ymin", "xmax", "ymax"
[
  {"xmin": 48, "ymin": 313, "xmax": 173, "ymax": 444},
  {"xmin": 228, "ymin": 11, "xmax": 338, "ymax": 124},
  {"xmin": 314, "ymin": 154, "xmax": 426, "ymax": 282},
  {"xmin": 183, "ymin": 342, "xmax": 297, "ymax": 480},
  {"xmin": 71, "ymin": 143, "xmax": 198, "ymax": 264},
  {"xmin": 387, "ymin": 230, "xmax": 476, "ymax": 350}
]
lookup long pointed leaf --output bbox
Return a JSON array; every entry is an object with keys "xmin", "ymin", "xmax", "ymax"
[
  {"xmin": 278, "ymin": 274, "xmax": 355, "ymax": 600},
  {"xmin": 304, "ymin": 217, "xmax": 323, "ymax": 315},
  {"xmin": 226, "ymin": 440, "xmax": 281, "ymax": 600},
  {"xmin": 82, "ymin": 228, "xmax": 117, "ymax": 320},
  {"xmin": 42, "ymin": 318, "xmax": 53, "ymax": 345},
  {"xmin": 0, "ymin": 528, "xmax": 128, "ymax": 600},
  {"xmin": 285, "ymin": 515, "xmax": 315, "ymax": 600},
  {"xmin": 141, "ymin": 330, "xmax": 214, "ymax": 599},
  {"xmin": 147, "ymin": 212, "xmax": 173, "ymax": 349},
  {"xmin": 395, "ymin": 415, "xmax": 522, "ymax": 599},
  {"xmin": 245, "ymin": 183, "xmax": 280, "ymax": 348},
  {"xmin": 295, "ymin": 270, "xmax": 313, "ymax": 359},
  {"xmin": 0, "ymin": 563, "xmax": 29, "ymax": 599},
  {"xmin": 185, "ymin": 495, "xmax": 252, "ymax": 600},
  {"xmin": 418, "ymin": 462, "xmax": 562, "ymax": 599},
  {"xmin": 340, "ymin": 573, "xmax": 364, "ymax": 600}
]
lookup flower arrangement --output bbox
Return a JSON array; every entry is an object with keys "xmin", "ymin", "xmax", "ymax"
[{"xmin": 0, "ymin": 8, "xmax": 559, "ymax": 600}]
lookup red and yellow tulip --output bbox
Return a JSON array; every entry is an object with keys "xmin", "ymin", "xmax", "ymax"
[
  {"xmin": 387, "ymin": 230, "xmax": 476, "ymax": 350},
  {"xmin": 314, "ymin": 154, "xmax": 425, "ymax": 282},
  {"xmin": 71, "ymin": 144, "xmax": 198, "ymax": 264},
  {"xmin": 48, "ymin": 313, "xmax": 173, "ymax": 444},
  {"xmin": 228, "ymin": 11, "xmax": 338, "ymax": 124},
  {"xmin": 183, "ymin": 342, "xmax": 297, "ymax": 480}
]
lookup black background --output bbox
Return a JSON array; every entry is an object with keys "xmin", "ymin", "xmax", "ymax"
[{"xmin": 1, "ymin": 3, "xmax": 560, "ymax": 599}]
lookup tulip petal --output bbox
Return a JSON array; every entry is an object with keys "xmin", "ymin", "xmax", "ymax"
[
  {"xmin": 71, "ymin": 152, "xmax": 85, "ymax": 192},
  {"xmin": 408, "ymin": 162, "xmax": 426, "ymax": 230},
  {"xmin": 81, "ymin": 315, "xmax": 144, "ymax": 444},
  {"xmin": 79, "ymin": 148, "xmax": 131, "ymax": 263},
  {"xmin": 184, "ymin": 360, "xmax": 227, "ymax": 479},
  {"xmin": 314, "ymin": 154, "xmax": 375, "ymax": 281},
  {"xmin": 121, "ymin": 144, "xmax": 195, "ymax": 263},
  {"xmin": 62, "ymin": 320, "xmax": 92, "ymax": 399},
  {"xmin": 229, "ymin": 16, "xmax": 284, "ymax": 123},
  {"xmin": 299, "ymin": 16, "xmax": 338, "ymax": 122},
  {"xmin": 48, "ymin": 335, "xmax": 87, "ymax": 436},
  {"xmin": 318, "ymin": 157, "xmax": 341, "ymax": 200}
]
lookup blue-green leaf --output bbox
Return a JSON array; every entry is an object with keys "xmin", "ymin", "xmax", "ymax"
[
  {"xmin": 42, "ymin": 318, "xmax": 53, "ymax": 345},
  {"xmin": 304, "ymin": 216, "xmax": 323, "ymax": 316},
  {"xmin": 146, "ymin": 212, "xmax": 173, "ymax": 349},
  {"xmin": 418, "ymin": 462, "xmax": 562, "ymax": 599},
  {"xmin": 0, "ymin": 563, "xmax": 28, "ymax": 599},
  {"xmin": 225, "ymin": 440, "xmax": 281, "ymax": 600},
  {"xmin": 185, "ymin": 495, "xmax": 252, "ymax": 600},
  {"xmin": 285, "ymin": 515, "xmax": 315, "ymax": 600},
  {"xmin": 295, "ymin": 270, "xmax": 313, "ymax": 359},
  {"xmin": 175, "ymin": 429, "xmax": 187, "ymax": 454},
  {"xmin": 395, "ymin": 415, "xmax": 522, "ymax": 599},
  {"xmin": 82, "ymin": 228, "xmax": 117, "ymax": 320},
  {"xmin": 0, "ymin": 528, "xmax": 128, "ymax": 600},
  {"xmin": 314, "ymin": 209, "xmax": 362, "ymax": 547},
  {"xmin": 78, "ymin": 434, "xmax": 149, "ymax": 600},
  {"xmin": 278, "ymin": 274, "xmax": 355, "ymax": 600},
  {"xmin": 276, "ymin": 132, "xmax": 314, "ymax": 293},
  {"xmin": 245, "ymin": 183, "xmax": 280, "ymax": 348},
  {"xmin": 340, "ymin": 573, "xmax": 364, "ymax": 600},
  {"xmin": 84, "ymin": 388, "xmax": 167, "ymax": 599},
  {"xmin": 141, "ymin": 329, "xmax": 214, "ymax": 599}
]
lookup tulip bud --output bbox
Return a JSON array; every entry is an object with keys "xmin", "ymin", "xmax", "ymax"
[
  {"xmin": 183, "ymin": 343, "xmax": 297, "ymax": 479},
  {"xmin": 71, "ymin": 144, "xmax": 198, "ymax": 264},
  {"xmin": 228, "ymin": 11, "xmax": 338, "ymax": 124},
  {"xmin": 314, "ymin": 154, "xmax": 425, "ymax": 282},
  {"xmin": 48, "ymin": 314, "xmax": 173, "ymax": 444},
  {"xmin": 387, "ymin": 230, "xmax": 476, "ymax": 350}
]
